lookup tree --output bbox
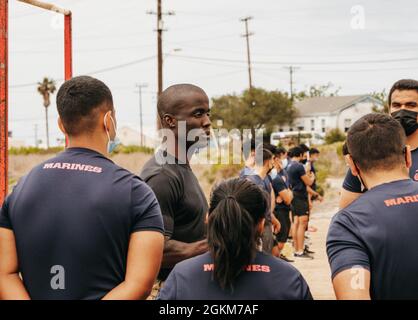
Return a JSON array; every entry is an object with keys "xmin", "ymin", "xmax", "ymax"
[
  {"xmin": 371, "ymin": 89, "xmax": 389, "ymax": 114},
  {"xmin": 295, "ymin": 82, "xmax": 340, "ymax": 101},
  {"xmin": 37, "ymin": 77, "xmax": 56, "ymax": 148},
  {"xmin": 210, "ymin": 87, "xmax": 296, "ymax": 137},
  {"xmin": 324, "ymin": 128, "xmax": 346, "ymax": 144}
]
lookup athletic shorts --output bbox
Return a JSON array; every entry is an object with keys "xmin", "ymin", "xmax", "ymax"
[
  {"xmin": 291, "ymin": 194, "xmax": 309, "ymax": 217},
  {"xmin": 275, "ymin": 207, "xmax": 291, "ymax": 243}
]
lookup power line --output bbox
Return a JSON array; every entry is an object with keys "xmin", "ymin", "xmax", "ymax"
[{"xmin": 283, "ymin": 66, "xmax": 300, "ymax": 100}]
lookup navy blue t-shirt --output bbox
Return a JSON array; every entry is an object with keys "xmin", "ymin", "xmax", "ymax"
[
  {"xmin": 272, "ymin": 174, "xmax": 290, "ymax": 211},
  {"xmin": 0, "ymin": 147, "xmax": 164, "ymax": 300},
  {"xmin": 287, "ymin": 160, "xmax": 308, "ymax": 197},
  {"xmin": 245, "ymin": 174, "xmax": 272, "ymax": 222},
  {"xmin": 342, "ymin": 148, "xmax": 418, "ymax": 193},
  {"xmin": 157, "ymin": 251, "xmax": 312, "ymax": 300},
  {"xmin": 327, "ymin": 179, "xmax": 418, "ymax": 299}
]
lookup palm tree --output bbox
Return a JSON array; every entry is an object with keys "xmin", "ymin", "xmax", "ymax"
[{"xmin": 37, "ymin": 77, "xmax": 56, "ymax": 148}]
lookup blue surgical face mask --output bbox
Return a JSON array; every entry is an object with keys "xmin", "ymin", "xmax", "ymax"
[{"xmin": 104, "ymin": 113, "xmax": 121, "ymax": 154}]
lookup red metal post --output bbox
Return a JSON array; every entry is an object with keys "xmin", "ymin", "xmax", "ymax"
[
  {"xmin": 64, "ymin": 13, "xmax": 72, "ymax": 80},
  {"xmin": 0, "ymin": 0, "xmax": 7, "ymax": 203}
]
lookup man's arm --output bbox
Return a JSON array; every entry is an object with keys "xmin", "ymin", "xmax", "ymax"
[
  {"xmin": 162, "ymin": 238, "xmax": 208, "ymax": 268},
  {"xmin": 332, "ymin": 267, "xmax": 371, "ymax": 300},
  {"xmin": 278, "ymin": 189, "xmax": 293, "ymax": 206},
  {"xmin": 102, "ymin": 231, "xmax": 164, "ymax": 300},
  {"xmin": 0, "ymin": 228, "xmax": 30, "ymax": 300},
  {"xmin": 301, "ymin": 174, "xmax": 314, "ymax": 187}
]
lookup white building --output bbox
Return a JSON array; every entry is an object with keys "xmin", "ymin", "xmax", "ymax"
[
  {"xmin": 278, "ymin": 95, "xmax": 383, "ymax": 136},
  {"xmin": 118, "ymin": 126, "xmax": 157, "ymax": 148}
]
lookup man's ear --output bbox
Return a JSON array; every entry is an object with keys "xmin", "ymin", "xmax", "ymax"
[
  {"xmin": 58, "ymin": 117, "xmax": 67, "ymax": 135},
  {"xmin": 346, "ymin": 154, "xmax": 360, "ymax": 177},
  {"xmin": 103, "ymin": 110, "xmax": 113, "ymax": 133},
  {"xmin": 405, "ymin": 145, "xmax": 412, "ymax": 169},
  {"xmin": 163, "ymin": 114, "xmax": 176, "ymax": 128}
]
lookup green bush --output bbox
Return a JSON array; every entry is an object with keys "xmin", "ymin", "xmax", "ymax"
[
  {"xmin": 9, "ymin": 146, "xmax": 64, "ymax": 155},
  {"xmin": 324, "ymin": 128, "xmax": 346, "ymax": 144},
  {"xmin": 113, "ymin": 145, "xmax": 154, "ymax": 155}
]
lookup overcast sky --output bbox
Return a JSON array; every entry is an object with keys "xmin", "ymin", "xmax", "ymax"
[{"xmin": 9, "ymin": 0, "xmax": 418, "ymax": 146}]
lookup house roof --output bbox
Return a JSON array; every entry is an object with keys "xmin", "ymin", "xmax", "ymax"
[{"xmin": 294, "ymin": 95, "xmax": 374, "ymax": 116}]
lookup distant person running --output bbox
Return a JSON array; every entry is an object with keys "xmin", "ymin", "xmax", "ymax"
[
  {"xmin": 340, "ymin": 79, "xmax": 418, "ymax": 209},
  {"xmin": 327, "ymin": 113, "xmax": 418, "ymax": 299},
  {"xmin": 140, "ymin": 84, "xmax": 211, "ymax": 298},
  {"xmin": 158, "ymin": 178, "xmax": 312, "ymax": 300},
  {"xmin": 0, "ymin": 76, "xmax": 164, "ymax": 300}
]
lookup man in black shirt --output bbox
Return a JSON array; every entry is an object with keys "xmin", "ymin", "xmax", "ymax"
[
  {"xmin": 0, "ymin": 76, "xmax": 164, "ymax": 300},
  {"xmin": 340, "ymin": 79, "xmax": 418, "ymax": 209},
  {"xmin": 140, "ymin": 84, "xmax": 211, "ymax": 297},
  {"xmin": 327, "ymin": 113, "xmax": 418, "ymax": 299}
]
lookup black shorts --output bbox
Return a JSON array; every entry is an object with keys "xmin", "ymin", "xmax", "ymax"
[
  {"xmin": 291, "ymin": 194, "xmax": 309, "ymax": 217},
  {"xmin": 275, "ymin": 207, "xmax": 291, "ymax": 243}
]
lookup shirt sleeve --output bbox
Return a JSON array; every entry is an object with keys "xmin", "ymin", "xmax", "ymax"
[
  {"xmin": 296, "ymin": 163, "xmax": 307, "ymax": 178},
  {"xmin": 144, "ymin": 171, "xmax": 182, "ymax": 239},
  {"xmin": 326, "ymin": 211, "xmax": 370, "ymax": 279},
  {"xmin": 131, "ymin": 177, "xmax": 164, "ymax": 234},
  {"xmin": 342, "ymin": 169, "xmax": 363, "ymax": 193},
  {"xmin": 157, "ymin": 269, "xmax": 177, "ymax": 300},
  {"xmin": 272, "ymin": 177, "xmax": 286, "ymax": 195},
  {"xmin": 0, "ymin": 195, "xmax": 12, "ymax": 230}
]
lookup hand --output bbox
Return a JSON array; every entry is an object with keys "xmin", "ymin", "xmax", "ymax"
[{"xmin": 318, "ymin": 195, "xmax": 324, "ymax": 202}]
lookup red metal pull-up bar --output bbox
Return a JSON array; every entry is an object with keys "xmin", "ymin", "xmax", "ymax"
[{"xmin": 0, "ymin": 0, "xmax": 72, "ymax": 204}]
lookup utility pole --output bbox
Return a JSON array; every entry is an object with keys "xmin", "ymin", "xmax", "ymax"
[
  {"xmin": 135, "ymin": 83, "xmax": 148, "ymax": 147},
  {"xmin": 34, "ymin": 124, "xmax": 39, "ymax": 148},
  {"xmin": 147, "ymin": 0, "xmax": 174, "ymax": 97},
  {"xmin": 283, "ymin": 66, "xmax": 300, "ymax": 101},
  {"xmin": 240, "ymin": 16, "xmax": 254, "ymax": 91}
]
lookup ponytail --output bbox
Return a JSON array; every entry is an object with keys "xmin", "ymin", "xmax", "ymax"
[{"xmin": 207, "ymin": 178, "xmax": 267, "ymax": 291}]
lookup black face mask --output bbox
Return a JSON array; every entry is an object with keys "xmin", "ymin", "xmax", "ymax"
[
  {"xmin": 391, "ymin": 109, "xmax": 418, "ymax": 136},
  {"xmin": 300, "ymin": 159, "xmax": 308, "ymax": 165}
]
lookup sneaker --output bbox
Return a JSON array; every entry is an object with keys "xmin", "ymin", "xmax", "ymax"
[
  {"xmin": 304, "ymin": 246, "xmax": 315, "ymax": 254},
  {"xmin": 280, "ymin": 254, "xmax": 294, "ymax": 263},
  {"xmin": 294, "ymin": 252, "xmax": 314, "ymax": 259}
]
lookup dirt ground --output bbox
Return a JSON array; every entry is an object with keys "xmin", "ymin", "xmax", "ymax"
[
  {"xmin": 8, "ymin": 152, "xmax": 342, "ymax": 300},
  {"xmin": 290, "ymin": 177, "xmax": 343, "ymax": 300}
]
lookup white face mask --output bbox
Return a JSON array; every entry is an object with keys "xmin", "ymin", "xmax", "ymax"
[
  {"xmin": 270, "ymin": 168, "xmax": 278, "ymax": 180},
  {"xmin": 281, "ymin": 158, "xmax": 289, "ymax": 169}
]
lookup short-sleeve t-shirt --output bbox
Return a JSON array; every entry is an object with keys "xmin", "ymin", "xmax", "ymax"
[
  {"xmin": 287, "ymin": 160, "xmax": 308, "ymax": 197},
  {"xmin": 0, "ymin": 147, "xmax": 164, "ymax": 300},
  {"xmin": 342, "ymin": 148, "xmax": 418, "ymax": 193},
  {"xmin": 157, "ymin": 251, "xmax": 312, "ymax": 300},
  {"xmin": 245, "ymin": 174, "xmax": 272, "ymax": 222},
  {"xmin": 140, "ymin": 150, "xmax": 208, "ymax": 279},
  {"xmin": 327, "ymin": 179, "xmax": 418, "ymax": 299},
  {"xmin": 272, "ymin": 174, "xmax": 290, "ymax": 211}
]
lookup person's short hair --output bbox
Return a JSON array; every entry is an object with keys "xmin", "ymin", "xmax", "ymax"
[
  {"xmin": 56, "ymin": 76, "xmax": 113, "ymax": 136},
  {"xmin": 288, "ymin": 146, "xmax": 304, "ymax": 158},
  {"xmin": 276, "ymin": 146, "xmax": 287, "ymax": 156},
  {"xmin": 254, "ymin": 144, "xmax": 273, "ymax": 165},
  {"xmin": 299, "ymin": 144, "xmax": 310, "ymax": 153},
  {"xmin": 347, "ymin": 113, "xmax": 406, "ymax": 172},
  {"xmin": 242, "ymin": 139, "xmax": 256, "ymax": 159},
  {"xmin": 389, "ymin": 79, "xmax": 418, "ymax": 106},
  {"xmin": 309, "ymin": 148, "xmax": 320, "ymax": 155},
  {"xmin": 342, "ymin": 142, "xmax": 349, "ymax": 156},
  {"xmin": 262, "ymin": 143, "xmax": 277, "ymax": 155}
]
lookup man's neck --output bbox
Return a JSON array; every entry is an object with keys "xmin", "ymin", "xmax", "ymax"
[
  {"xmin": 67, "ymin": 136, "xmax": 107, "ymax": 157},
  {"xmin": 363, "ymin": 168, "xmax": 410, "ymax": 190},
  {"xmin": 406, "ymin": 130, "xmax": 418, "ymax": 150},
  {"xmin": 164, "ymin": 140, "xmax": 191, "ymax": 164},
  {"xmin": 254, "ymin": 166, "xmax": 268, "ymax": 179}
]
